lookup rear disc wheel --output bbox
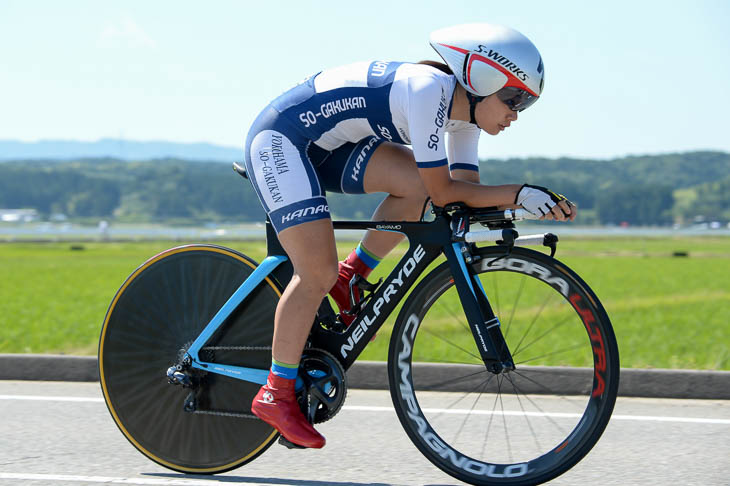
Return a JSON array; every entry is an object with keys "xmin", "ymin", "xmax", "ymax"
[{"xmin": 99, "ymin": 245, "xmax": 282, "ymax": 473}]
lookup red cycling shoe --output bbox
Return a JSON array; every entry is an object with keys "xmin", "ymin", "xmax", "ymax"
[
  {"xmin": 329, "ymin": 260, "xmax": 367, "ymax": 327},
  {"xmin": 251, "ymin": 372, "xmax": 326, "ymax": 449}
]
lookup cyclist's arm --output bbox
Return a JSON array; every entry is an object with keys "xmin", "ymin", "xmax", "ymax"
[
  {"xmin": 407, "ymin": 76, "xmax": 519, "ymax": 207},
  {"xmin": 450, "ymin": 169, "xmax": 480, "ymax": 183},
  {"xmin": 447, "ymin": 124, "xmax": 480, "ymax": 184},
  {"xmin": 419, "ymin": 168, "xmax": 576, "ymax": 221},
  {"xmin": 408, "ymin": 76, "xmax": 572, "ymax": 217},
  {"xmin": 418, "ymin": 165, "xmax": 521, "ymax": 207}
]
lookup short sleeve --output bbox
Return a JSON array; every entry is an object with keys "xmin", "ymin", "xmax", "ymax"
[
  {"xmin": 447, "ymin": 123, "xmax": 480, "ymax": 172},
  {"xmin": 406, "ymin": 75, "xmax": 450, "ymax": 169}
]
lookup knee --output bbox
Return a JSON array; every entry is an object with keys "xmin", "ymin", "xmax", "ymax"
[
  {"xmin": 412, "ymin": 183, "xmax": 429, "ymax": 202},
  {"xmin": 400, "ymin": 176, "xmax": 428, "ymax": 202},
  {"xmin": 297, "ymin": 262, "xmax": 339, "ymax": 297},
  {"xmin": 405, "ymin": 183, "xmax": 430, "ymax": 216},
  {"xmin": 321, "ymin": 264, "xmax": 339, "ymax": 294}
]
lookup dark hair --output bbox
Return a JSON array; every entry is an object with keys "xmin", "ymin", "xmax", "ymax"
[{"xmin": 417, "ymin": 60, "xmax": 453, "ymax": 75}]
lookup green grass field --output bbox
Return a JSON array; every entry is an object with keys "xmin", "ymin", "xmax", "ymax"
[{"xmin": 1, "ymin": 235, "xmax": 728, "ymax": 370}]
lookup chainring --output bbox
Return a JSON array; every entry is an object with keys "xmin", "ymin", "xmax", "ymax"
[{"xmin": 298, "ymin": 348, "xmax": 347, "ymax": 424}]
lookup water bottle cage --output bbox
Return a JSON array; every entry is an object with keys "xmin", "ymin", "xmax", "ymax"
[{"xmin": 343, "ymin": 274, "xmax": 383, "ymax": 316}]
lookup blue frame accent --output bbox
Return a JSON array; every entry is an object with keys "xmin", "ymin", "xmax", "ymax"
[
  {"xmin": 170, "ymin": 215, "xmax": 512, "ymax": 390},
  {"xmin": 184, "ymin": 255, "xmax": 304, "ymax": 389},
  {"xmin": 451, "ymin": 242, "xmax": 476, "ymax": 297},
  {"xmin": 472, "ymin": 272, "xmax": 487, "ymax": 297},
  {"xmin": 472, "ymin": 274, "xmax": 500, "ymax": 329}
]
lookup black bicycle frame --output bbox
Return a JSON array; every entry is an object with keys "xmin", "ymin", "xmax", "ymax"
[{"xmin": 265, "ymin": 213, "xmax": 515, "ymax": 373}]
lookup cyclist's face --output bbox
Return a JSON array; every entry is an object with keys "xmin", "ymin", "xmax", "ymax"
[{"xmin": 475, "ymin": 93, "xmax": 518, "ymax": 136}]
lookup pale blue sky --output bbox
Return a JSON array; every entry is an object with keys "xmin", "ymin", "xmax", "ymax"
[{"xmin": 1, "ymin": 0, "xmax": 728, "ymax": 159}]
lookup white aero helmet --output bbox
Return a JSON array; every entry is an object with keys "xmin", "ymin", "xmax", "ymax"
[{"xmin": 430, "ymin": 23, "xmax": 544, "ymax": 113}]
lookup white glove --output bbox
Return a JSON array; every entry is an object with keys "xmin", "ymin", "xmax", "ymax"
[{"xmin": 515, "ymin": 184, "xmax": 570, "ymax": 218}]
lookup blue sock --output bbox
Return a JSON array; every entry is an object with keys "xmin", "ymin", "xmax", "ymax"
[
  {"xmin": 271, "ymin": 358, "xmax": 298, "ymax": 380},
  {"xmin": 355, "ymin": 243, "xmax": 382, "ymax": 270}
]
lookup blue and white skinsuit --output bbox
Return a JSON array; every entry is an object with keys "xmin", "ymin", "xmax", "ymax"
[{"xmin": 243, "ymin": 61, "xmax": 481, "ymax": 233}]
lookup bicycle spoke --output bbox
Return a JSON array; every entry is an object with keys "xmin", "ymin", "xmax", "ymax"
[
  {"xmin": 503, "ymin": 274, "xmax": 526, "ymax": 341},
  {"xmin": 451, "ymin": 378, "xmax": 491, "ymax": 448},
  {"xmin": 431, "ymin": 358, "xmax": 484, "ymax": 366},
  {"xmin": 511, "ymin": 286, "xmax": 558, "ymax": 358},
  {"xmin": 433, "ymin": 289, "xmax": 472, "ymax": 335},
  {"xmin": 514, "ymin": 343, "xmax": 586, "ymax": 365},
  {"xmin": 426, "ymin": 374, "xmax": 496, "ymax": 423},
  {"xmin": 480, "ymin": 377, "xmax": 503, "ymax": 458},
  {"xmin": 510, "ymin": 369, "xmax": 586, "ymax": 412},
  {"xmin": 420, "ymin": 326, "xmax": 483, "ymax": 362},
  {"xmin": 511, "ymin": 311, "xmax": 575, "ymax": 360},
  {"xmin": 418, "ymin": 368, "xmax": 491, "ymax": 391},
  {"xmin": 506, "ymin": 372, "xmax": 570, "ymax": 437},
  {"xmin": 509, "ymin": 365, "xmax": 581, "ymax": 373},
  {"xmin": 497, "ymin": 375, "xmax": 513, "ymax": 463},
  {"xmin": 504, "ymin": 372, "xmax": 543, "ymax": 454}
]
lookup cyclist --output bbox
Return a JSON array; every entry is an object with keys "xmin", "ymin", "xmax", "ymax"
[{"xmin": 246, "ymin": 23, "xmax": 576, "ymax": 449}]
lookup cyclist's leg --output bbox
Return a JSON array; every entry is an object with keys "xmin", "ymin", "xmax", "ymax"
[
  {"xmin": 315, "ymin": 139, "xmax": 426, "ymax": 323},
  {"xmin": 244, "ymin": 114, "xmax": 339, "ymax": 339},
  {"xmin": 251, "ymin": 218, "xmax": 337, "ymax": 448},
  {"xmin": 311, "ymin": 138, "xmax": 427, "ymax": 260},
  {"xmin": 315, "ymin": 139, "xmax": 427, "ymax": 323},
  {"xmin": 360, "ymin": 142, "xmax": 428, "ymax": 257},
  {"xmin": 271, "ymin": 219, "xmax": 338, "ymax": 365},
  {"xmin": 251, "ymin": 218, "xmax": 336, "ymax": 449},
  {"xmin": 245, "ymin": 116, "xmax": 336, "ymax": 448}
]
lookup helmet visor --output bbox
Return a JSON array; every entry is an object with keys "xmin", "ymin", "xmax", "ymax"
[{"xmin": 496, "ymin": 87, "xmax": 539, "ymax": 112}]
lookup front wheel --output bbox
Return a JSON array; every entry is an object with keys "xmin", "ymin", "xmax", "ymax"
[{"xmin": 388, "ymin": 246, "xmax": 619, "ymax": 485}]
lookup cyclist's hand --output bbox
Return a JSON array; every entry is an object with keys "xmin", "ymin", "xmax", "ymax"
[
  {"xmin": 515, "ymin": 184, "xmax": 576, "ymax": 222},
  {"xmin": 543, "ymin": 198, "xmax": 577, "ymax": 222}
]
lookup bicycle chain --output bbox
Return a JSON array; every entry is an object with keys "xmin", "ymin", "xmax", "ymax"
[
  {"xmin": 200, "ymin": 345, "xmax": 271, "ymax": 351},
  {"xmin": 190, "ymin": 409, "xmax": 258, "ymax": 419},
  {"xmin": 181, "ymin": 345, "xmax": 271, "ymax": 419}
]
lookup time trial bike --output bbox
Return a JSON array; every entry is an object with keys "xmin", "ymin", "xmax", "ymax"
[{"xmin": 98, "ymin": 163, "xmax": 619, "ymax": 486}]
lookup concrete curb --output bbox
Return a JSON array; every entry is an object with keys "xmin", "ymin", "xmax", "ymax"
[
  {"xmin": 1, "ymin": 354, "xmax": 728, "ymax": 399},
  {"xmin": 0, "ymin": 354, "xmax": 99, "ymax": 382},
  {"xmin": 347, "ymin": 362, "xmax": 730, "ymax": 400}
]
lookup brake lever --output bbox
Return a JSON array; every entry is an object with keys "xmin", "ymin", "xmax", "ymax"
[{"xmin": 544, "ymin": 233, "xmax": 558, "ymax": 257}]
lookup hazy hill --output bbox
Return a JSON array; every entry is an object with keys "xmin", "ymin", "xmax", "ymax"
[{"xmin": 0, "ymin": 150, "xmax": 728, "ymax": 226}]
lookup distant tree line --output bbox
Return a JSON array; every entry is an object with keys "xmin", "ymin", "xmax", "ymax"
[{"xmin": 0, "ymin": 151, "xmax": 727, "ymax": 225}]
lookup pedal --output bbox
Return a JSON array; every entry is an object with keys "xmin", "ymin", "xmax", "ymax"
[
  {"xmin": 317, "ymin": 297, "xmax": 345, "ymax": 332},
  {"xmin": 278, "ymin": 436, "xmax": 306, "ymax": 449}
]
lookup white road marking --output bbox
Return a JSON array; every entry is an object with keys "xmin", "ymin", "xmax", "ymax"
[
  {"xmin": 0, "ymin": 395, "xmax": 105, "ymax": 402},
  {"xmin": 344, "ymin": 405, "xmax": 730, "ymax": 424},
  {"xmin": 0, "ymin": 473, "xmax": 265, "ymax": 485},
  {"xmin": 1, "ymin": 395, "xmax": 728, "ymax": 425}
]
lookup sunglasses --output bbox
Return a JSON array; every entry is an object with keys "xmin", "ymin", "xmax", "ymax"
[{"xmin": 496, "ymin": 87, "xmax": 539, "ymax": 112}]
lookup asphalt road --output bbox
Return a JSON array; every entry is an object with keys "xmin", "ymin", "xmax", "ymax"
[{"xmin": 1, "ymin": 381, "xmax": 728, "ymax": 486}]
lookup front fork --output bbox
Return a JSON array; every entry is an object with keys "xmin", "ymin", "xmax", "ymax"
[{"xmin": 444, "ymin": 242, "xmax": 514, "ymax": 374}]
